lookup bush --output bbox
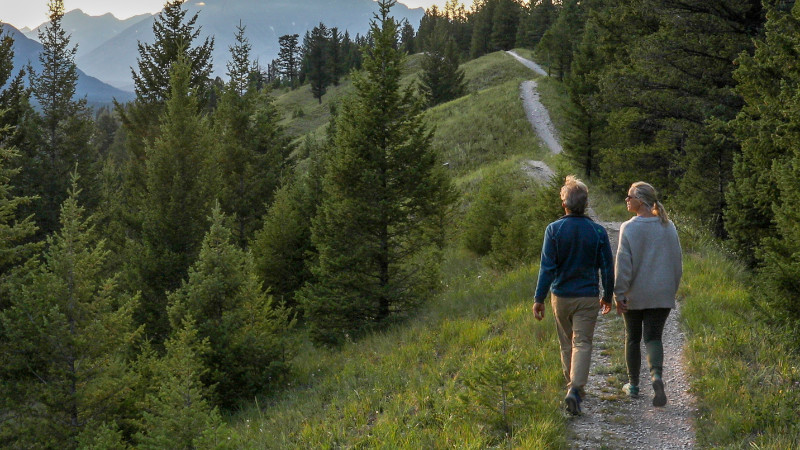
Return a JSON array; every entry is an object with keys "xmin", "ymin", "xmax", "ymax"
[{"xmin": 462, "ymin": 168, "xmax": 563, "ymax": 270}]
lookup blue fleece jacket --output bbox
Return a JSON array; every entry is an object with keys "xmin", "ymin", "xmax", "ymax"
[{"xmin": 534, "ymin": 214, "xmax": 614, "ymax": 303}]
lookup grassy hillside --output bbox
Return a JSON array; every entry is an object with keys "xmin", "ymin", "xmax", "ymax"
[
  {"xmin": 272, "ymin": 54, "xmax": 425, "ymax": 139},
  {"xmin": 251, "ymin": 48, "xmax": 800, "ymax": 448},
  {"xmin": 231, "ymin": 251, "xmax": 567, "ymax": 447},
  {"xmin": 234, "ymin": 51, "xmax": 569, "ymax": 447}
]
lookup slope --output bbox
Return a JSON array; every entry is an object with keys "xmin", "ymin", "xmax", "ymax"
[{"xmin": 229, "ymin": 51, "xmax": 569, "ymax": 447}]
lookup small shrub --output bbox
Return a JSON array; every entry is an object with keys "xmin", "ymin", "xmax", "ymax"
[{"xmin": 459, "ymin": 342, "xmax": 533, "ymax": 438}]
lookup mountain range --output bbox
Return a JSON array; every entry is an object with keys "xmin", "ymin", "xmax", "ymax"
[
  {"xmin": 1, "ymin": 22, "xmax": 136, "ymax": 106},
  {"xmin": 18, "ymin": 0, "xmax": 426, "ymax": 92},
  {"xmin": 21, "ymin": 9, "xmax": 153, "ymax": 60}
]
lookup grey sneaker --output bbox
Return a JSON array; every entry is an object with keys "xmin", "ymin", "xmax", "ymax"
[
  {"xmin": 652, "ymin": 378, "xmax": 667, "ymax": 407},
  {"xmin": 623, "ymin": 383, "xmax": 639, "ymax": 398}
]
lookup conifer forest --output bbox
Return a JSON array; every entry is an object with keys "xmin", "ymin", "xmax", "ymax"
[{"xmin": 2, "ymin": 0, "xmax": 800, "ymax": 447}]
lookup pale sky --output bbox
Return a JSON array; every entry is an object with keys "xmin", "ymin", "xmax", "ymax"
[{"xmin": 0, "ymin": 0, "xmax": 451, "ymax": 30}]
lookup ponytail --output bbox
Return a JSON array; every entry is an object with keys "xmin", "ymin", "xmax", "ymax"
[
  {"xmin": 653, "ymin": 201, "xmax": 669, "ymax": 225},
  {"xmin": 631, "ymin": 181, "xmax": 670, "ymax": 225}
]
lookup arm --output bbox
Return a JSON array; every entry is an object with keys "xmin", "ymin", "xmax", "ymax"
[
  {"xmin": 534, "ymin": 224, "xmax": 557, "ymax": 303},
  {"xmin": 614, "ymin": 223, "xmax": 633, "ymax": 300},
  {"xmin": 599, "ymin": 227, "xmax": 614, "ymax": 304},
  {"xmin": 671, "ymin": 222, "xmax": 683, "ymax": 287}
]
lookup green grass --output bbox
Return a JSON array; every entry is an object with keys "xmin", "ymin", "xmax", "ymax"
[
  {"xmin": 230, "ymin": 250, "xmax": 568, "ymax": 448},
  {"xmin": 427, "ymin": 80, "xmax": 548, "ymax": 177},
  {"xmin": 229, "ymin": 50, "xmax": 575, "ymax": 448},
  {"xmin": 678, "ymin": 228, "xmax": 800, "ymax": 448},
  {"xmin": 461, "ymin": 51, "xmax": 536, "ymax": 93},
  {"xmin": 271, "ymin": 54, "xmax": 425, "ymax": 139},
  {"xmin": 258, "ymin": 46, "xmax": 800, "ymax": 449}
]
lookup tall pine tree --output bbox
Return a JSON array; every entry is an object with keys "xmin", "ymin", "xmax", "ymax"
[
  {"xmin": 299, "ymin": 0, "xmax": 454, "ymax": 345},
  {"xmin": 24, "ymin": 0, "xmax": 97, "ymax": 237},
  {"xmin": 728, "ymin": 3, "xmax": 800, "ymax": 324},
  {"xmin": 129, "ymin": 56, "xmax": 213, "ymax": 342},
  {"xmin": 131, "ymin": 0, "xmax": 214, "ymax": 104},
  {"xmin": 211, "ymin": 24, "xmax": 291, "ymax": 247},
  {"xmin": 302, "ymin": 23, "xmax": 333, "ymax": 103},
  {"xmin": 277, "ymin": 33, "xmax": 301, "ymax": 88},
  {"xmin": 418, "ymin": 23, "xmax": 467, "ymax": 107},
  {"xmin": 0, "ymin": 174, "xmax": 141, "ymax": 448}
]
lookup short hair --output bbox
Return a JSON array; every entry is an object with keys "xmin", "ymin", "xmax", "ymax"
[{"xmin": 561, "ymin": 175, "xmax": 588, "ymax": 215}]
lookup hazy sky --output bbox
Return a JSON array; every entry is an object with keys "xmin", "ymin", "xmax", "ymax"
[{"xmin": 0, "ymin": 0, "xmax": 451, "ymax": 30}]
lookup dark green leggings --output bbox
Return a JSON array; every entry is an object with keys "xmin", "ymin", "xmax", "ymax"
[{"xmin": 623, "ymin": 308, "xmax": 671, "ymax": 385}]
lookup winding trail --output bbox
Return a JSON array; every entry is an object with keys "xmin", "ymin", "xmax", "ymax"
[{"xmin": 506, "ymin": 50, "xmax": 697, "ymax": 449}]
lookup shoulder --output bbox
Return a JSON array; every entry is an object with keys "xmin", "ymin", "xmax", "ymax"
[
  {"xmin": 619, "ymin": 217, "xmax": 636, "ymax": 233},
  {"xmin": 589, "ymin": 220, "xmax": 609, "ymax": 237}
]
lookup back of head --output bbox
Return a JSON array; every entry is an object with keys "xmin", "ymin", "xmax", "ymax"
[
  {"xmin": 631, "ymin": 181, "xmax": 669, "ymax": 225},
  {"xmin": 561, "ymin": 175, "xmax": 588, "ymax": 215}
]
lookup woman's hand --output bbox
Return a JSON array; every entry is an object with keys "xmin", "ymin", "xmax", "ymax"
[
  {"xmin": 615, "ymin": 298, "xmax": 628, "ymax": 315},
  {"xmin": 600, "ymin": 299, "xmax": 612, "ymax": 315}
]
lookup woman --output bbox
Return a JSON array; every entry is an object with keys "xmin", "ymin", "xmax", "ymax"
[{"xmin": 614, "ymin": 181, "xmax": 682, "ymax": 407}]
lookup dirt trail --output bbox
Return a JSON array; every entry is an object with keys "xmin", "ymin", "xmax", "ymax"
[{"xmin": 507, "ymin": 50, "xmax": 697, "ymax": 449}]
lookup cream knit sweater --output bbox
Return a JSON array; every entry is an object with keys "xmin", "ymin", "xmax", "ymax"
[{"xmin": 614, "ymin": 216, "xmax": 682, "ymax": 310}]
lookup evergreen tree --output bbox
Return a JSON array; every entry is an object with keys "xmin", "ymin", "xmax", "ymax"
[
  {"xmin": 135, "ymin": 318, "xmax": 231, "ymax": 449},
  {"xmin": 225, "ymin": 22, "xmax": 256, "ymax": 96},
  {"xmin": 446, "ymin": 0, "xmax": 472, "ymax": 57},
  {"xmin": 130, "ymin": 57, "xmax": 213, "ymax": 342},
  {"xmin": 212, "ymin": 25, "xmax": 291, "ymax": 247},
  {"xmin": 131, "ymin": 0, "xmax": 214, "ymax": 104},
  {"xmin": 516, "ymin": 0, "xmax": 556, "ymax": 48},
  {"xmin": 299, "ymin": 0, "xmax": 454, "ymax": 345},
  {"xmin": 167, "ymin": 205, "xmax": 294, "ymax": 408},
  {"xmin": 0, "ymin": 175, "xmax": 141, "ymax": 448},
  {"xmin": 277, "ymin": 33, "xmax": 301, "ymax": 87},
  {"xmin": 590, "ymin": 0, "xmax": 763, "ymax": 233},
  {"xmin": 400, "ymin": 19, "xmax": 416, "ymax": 54},
  {"xmin": 0, "ymin": 138, "xmax": 38, "ymax": 309},
  {"xmin": 536, "ymin": 0, "xmax": 584, "ymax": 80},
  {"xmin": 302, "ymin": 23, "xmax": 333, "ymax": 103},
  {"xmin": 0, "ymin": 24, "xmax": 37, "ymax": 155},
  {"xmin": 563, "ymin": 18, "xmax": 606, "ymax": 179},
  {"xmin": 329, "ymin": 27, "xmax": 344, "ymax": 85},
  {"xmin": 470, "ymin": 0, "xmax": 498, "ymax": 58},
  {"xmin": 416, "ymin": 5, "xmax": 445, "ymax": 53},
  {"xmin": 251, "ymin": 138, "xmax": 326, "ymax": 308},
  {"xmin": 491, "ymin": 0, "xmax": 521, "ymax": 51},
  {"xmin": 418, "ymin": 24, "xmax": 467, "ymax": 107},
  {"xmin": 727, "ymin": 3, "xmax": 798, "ymax": 264},
  {"xmin": 114, "ymin": 0, "xmax": 216, "ymax": 278},
  {"xmin": 741, "ymin": 2, "xmax": 800, "ymax": 331},
  {"xmin": 23, "ymin": 0, "xmax": 97, "ymax": 237}
]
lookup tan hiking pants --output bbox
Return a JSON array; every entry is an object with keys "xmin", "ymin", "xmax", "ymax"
[{"xmin": 551, "ymin": 294, "xmax": 599, "ymax": 392}]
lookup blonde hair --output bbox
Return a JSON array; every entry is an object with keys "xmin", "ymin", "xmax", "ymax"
[
  {"xmin": 631, "ymin": 181, "xmax": 669, "ymax": 225},
  {"xmin": 561, "ymin": 175, "xmax": 588, "ymax": 215}
]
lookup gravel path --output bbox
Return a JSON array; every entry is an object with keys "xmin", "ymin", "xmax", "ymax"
[{"xmin": 509, "ymin": 50, "xmax": 697, "ymax": 449}]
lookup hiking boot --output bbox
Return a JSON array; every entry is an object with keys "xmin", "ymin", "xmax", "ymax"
[
  {"xmin": 622, "ymin": 383, "xmax": 639, "ymax": 398},
  {"xmin": 565, "ymin": 388, "xmax": 582, "ymax": 415},
  {"xmin": 652, "ymin": 377, "xmax": 667, "ymax": 407}
]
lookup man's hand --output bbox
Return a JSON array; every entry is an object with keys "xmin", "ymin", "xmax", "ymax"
[
  {"xmin": 533, "ymin": 302, "xmax": 545, "ymax": 321},
  {"xmin": 600, "ymin": 299, "xmax": 612, "ymax": 315}
]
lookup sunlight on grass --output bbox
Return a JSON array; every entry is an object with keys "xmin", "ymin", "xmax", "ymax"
[
  {"xmin": 230, "ymin": 249, "xmax": 569, "ymax": 447},
  {"xmin": 680, "ymin": 246, "xmax": 800, "ymax": 447}
]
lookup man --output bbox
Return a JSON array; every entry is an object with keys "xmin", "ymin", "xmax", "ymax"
[{"xmin": 533, "ymin": 175, "xmax": 613, "ymax": 415}]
